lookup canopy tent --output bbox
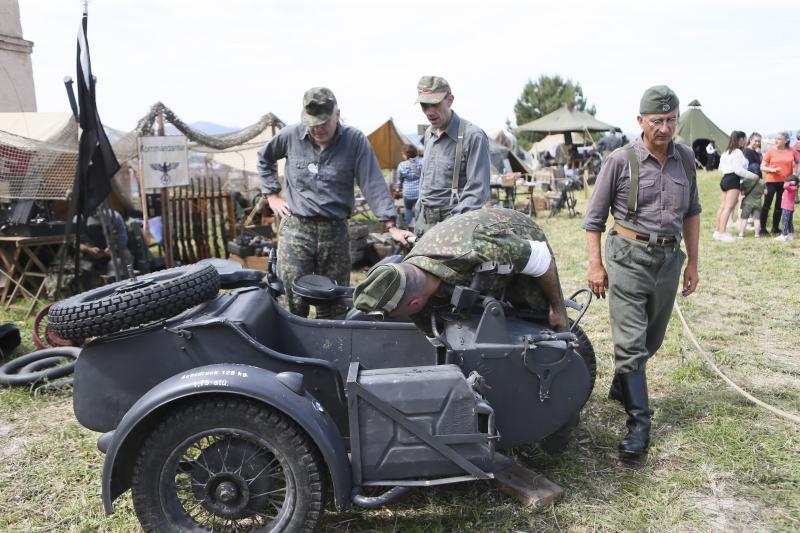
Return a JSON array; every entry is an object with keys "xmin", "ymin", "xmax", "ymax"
[
  {"xmin": 367, "ymin": 118, "xmax": 412, "ymax": 170},
  {"xmin": 528, "ymin": 132, "xmax": 587, "ymax": 156},
  {"xmin": 515, "ymin": 104, "xmax": 619, "ymax": 145},
  {"xmin": 489, "ymin": 140, "xmax": 533, "ymax": 175},
  {"xmin": 675, "ymin": 99, "xmax": 729, "ymax": 162}
]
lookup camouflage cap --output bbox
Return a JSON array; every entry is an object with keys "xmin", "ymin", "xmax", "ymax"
[
  {"xmin": 353, "ymin": 264, "xmax": 407, "ymax": 314},
  {"xmin": 639, "ymin": 85, "xmax": 679, "ymax": 115},
  {"xmin": 415, "ymin": 75, "xmax": 451, "ymax": 104},
  {"xmin": 301, "ymin": 87, "xmax": 337, "ymax": 126}
]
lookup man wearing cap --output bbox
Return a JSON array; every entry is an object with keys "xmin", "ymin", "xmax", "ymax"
[
  {"xmin": 353, "ymin": 207, "xmax": 568, "ymax": 335},
  {"xmin": 414, "ymin": 76, "xmax": 491, "ymax": 236},
  {"xmin": 257, "ymin": 87, "xmax": 414, "ymax": 317},
  {"xmin": 583, "ymin": 85, "xmax": 701, "ymax": 459}
]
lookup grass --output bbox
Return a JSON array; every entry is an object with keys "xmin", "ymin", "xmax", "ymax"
[{"xmin": 0, "ymin": 170, "xmax": 798, "ymax": 532}]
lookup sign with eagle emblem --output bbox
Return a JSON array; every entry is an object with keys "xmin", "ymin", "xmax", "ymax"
[{"xmin": 140, "ymin": 135, "xmax": 189, "ymax": 188}]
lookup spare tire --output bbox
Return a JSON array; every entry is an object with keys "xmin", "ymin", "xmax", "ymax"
[{"xmin": 49, "ymin": 264, "xmax": 220, "ymax": 340}]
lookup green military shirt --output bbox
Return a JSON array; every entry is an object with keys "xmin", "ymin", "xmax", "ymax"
[
  {"xmin": 740, "ymin": 176, "xmax": 764, "ymax": 211},
  {"xmin": 403, "ymin": 207, "xmax": 552, "ymax": 332}
]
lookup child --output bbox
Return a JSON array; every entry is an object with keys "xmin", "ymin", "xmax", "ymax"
[
  {"xmin": 775, "ymin": 175, "xmax": 798, "ymax": 241},
  {"xmin": 738, "ymin": 174, "xmax": 764, "ymax": 238}
]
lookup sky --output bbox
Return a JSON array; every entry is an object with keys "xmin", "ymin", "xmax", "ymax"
[{"xmin": 15, "ymin": 0, "xmax": 800, "ymax": 139}]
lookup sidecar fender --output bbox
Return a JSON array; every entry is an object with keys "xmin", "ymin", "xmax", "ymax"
[{"xmin": 100, "ymin": 363, "xmax": 351, "ymax": 513}]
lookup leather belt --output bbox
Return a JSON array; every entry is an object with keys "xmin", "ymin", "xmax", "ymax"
[
  {"xmin": 612, "ymin": 223, "xmax": 676, "ymax": 246},
  {"xmin": 294, "ymin": 214, "xmax": 339, "ymax": 222}
]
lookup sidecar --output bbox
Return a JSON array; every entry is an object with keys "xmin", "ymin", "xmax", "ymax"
[{"xmin": 58, "ymin": 260, "xmax": 595, "ymax": 532}]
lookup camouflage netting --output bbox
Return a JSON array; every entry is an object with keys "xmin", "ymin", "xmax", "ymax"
[{"xmin": 0, "ymin": 102, "xmax": 285, "ymax": 200}]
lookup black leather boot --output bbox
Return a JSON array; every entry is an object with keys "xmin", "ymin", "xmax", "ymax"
[
  {"xmin": 618, "ymin": 369, "xmax": 651, "ymax": 458},
  {"xmin": 608, "ymin": 373, "xmax": 623, "ymax": 404}
]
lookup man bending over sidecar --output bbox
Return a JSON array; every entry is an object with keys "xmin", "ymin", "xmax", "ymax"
[{"xmin": 354, "ymin": 207, "xmax": 568, "ymax": 333}]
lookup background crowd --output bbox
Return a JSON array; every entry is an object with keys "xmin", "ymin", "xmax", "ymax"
[{"xmin": 713, "ymin": 131, "xmax": 800, "ymax": 243}]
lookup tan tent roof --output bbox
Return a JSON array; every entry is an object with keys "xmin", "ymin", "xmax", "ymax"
[
  {"xmin": 529, "ymin": 132, "xmax": 586, "ymax": 155},
  {"xmin": 367, "ymin": 118, "xmax": 409, "ymax": 169},
  {"xmin": 0, "ymin": 112, "xmax": 77, "ymax": 144}
]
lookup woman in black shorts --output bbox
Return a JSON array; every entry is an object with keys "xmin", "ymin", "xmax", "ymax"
[{"xmin": 714, "ymin": 131, "xmax": 758, "ymax": 242}]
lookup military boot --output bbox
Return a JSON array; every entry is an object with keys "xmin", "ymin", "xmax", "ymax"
[
  {"xmin": 607, "ymin": 373, "xmax": 623, "ymax": 404},
  {"xmin": 618, "ymin": 369, "xmax": 651, "ymax": 459}
]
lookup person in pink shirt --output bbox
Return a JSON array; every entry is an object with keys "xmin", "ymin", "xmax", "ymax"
[{"xmin": 775, "ymin": 175, "xmax": 799, "ymax": 241}]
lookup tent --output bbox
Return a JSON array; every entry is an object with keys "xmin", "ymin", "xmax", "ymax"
[
  {"xmin": 529, "ymin": 132, "xmax": 587, "ymax": 157},
  {"xmin": 675, "ymin": 99, "xmax": 729, "ymax": 167},
  {"xmin": 515, "ymin": 104, "xmax": 619, "ymax": 145},
  {"xmin": 367, "ymin": 118, "xmax": 411, "ymax": 169},
  {"xmin": 489, "ymin": 140, "xmax": 533, "ymax": 175}
]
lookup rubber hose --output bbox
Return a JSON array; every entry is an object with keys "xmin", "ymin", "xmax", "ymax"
[{"xmin": 0, "ymin": 347, "xmax": 81, "ymax": 386}]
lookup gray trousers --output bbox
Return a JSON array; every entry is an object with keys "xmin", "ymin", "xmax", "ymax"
[
  {"xmin": 277, "ymin": 216, "xmax": 350, "ymax": 318},
  {"xmin": 606, "ymin": 232, "xmax": 685, "ymax": 374}
]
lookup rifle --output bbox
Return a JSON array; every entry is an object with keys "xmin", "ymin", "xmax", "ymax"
[
  {"xmin": 175, "ymin": 185, "xmax": 188, "ymax": 264},
  {"xmin": 170, "ymin": 188, "xmax": 181, "ymax": 263},
  {"xmin": 200, "ymin": 177, "xmax": 210, "ymax": 259},
  {"xmin": 216, "ymin": 176, "xmax": 228, "ymax": 257},
  {"xmin": 209, "ymin": 175, "xmax": 221, "ymax": 258},
  {"xmin": 186, "ymin": 180, "xmax": 198, "ymax": 263}
]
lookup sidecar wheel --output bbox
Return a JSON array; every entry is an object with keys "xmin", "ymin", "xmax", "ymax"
[
  {"xmin": 48, "ymin": 264, "xmax": 220, "ymax": 340},
  {"xmin": 572, "ymin": 323, "xmax": 596, "ymax": 391},
  {"xmin": 131, "ymin": 398, "xmax": 325, "ymax": 533},
  {"xmin": 539, "ymin": 323, "xmax": 596, "ymax": 454}
]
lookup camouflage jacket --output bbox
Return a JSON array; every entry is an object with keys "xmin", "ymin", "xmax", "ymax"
[{"xmin": 403, "ymin": 207, "xmax": 554, "ymax": 331}]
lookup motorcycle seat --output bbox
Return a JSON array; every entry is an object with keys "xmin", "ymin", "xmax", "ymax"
[{"xmin": 293, "ymin": 275, "xmax": 354, "ymax": 305}]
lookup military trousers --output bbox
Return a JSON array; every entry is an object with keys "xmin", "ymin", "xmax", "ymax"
[
  {"xmin": 277, "ymin": 216, "xmax": 350, "ymax": 317},
  {"xmin": 414, "ymin": 204, "xmax": 454, "ymax": 237},
  {"xmin": 605, "ymin": 232, "xmax": 685, "ymax": 374}
]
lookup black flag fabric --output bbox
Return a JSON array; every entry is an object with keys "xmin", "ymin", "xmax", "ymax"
[{"xmin": 74, "ymin": 10, "xmax": 119, "ymax": 213}]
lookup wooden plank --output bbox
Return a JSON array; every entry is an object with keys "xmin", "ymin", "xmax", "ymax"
[{"xmin": 492, "ymin": 453, "xmax": 563, "ymax": 508}]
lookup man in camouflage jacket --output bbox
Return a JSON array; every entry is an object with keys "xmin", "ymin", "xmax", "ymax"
[{"xmin": 353, "ymin": 207, "xmax": 567, "ymax": 334}]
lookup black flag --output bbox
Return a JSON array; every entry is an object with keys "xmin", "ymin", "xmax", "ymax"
[
  {"xmin": 74, "ymin": 9, "xmax": 119, "ymax": 213},
  {"xmin": 57, "ymin": 7, "xmax": 121, "ymax": 295}
]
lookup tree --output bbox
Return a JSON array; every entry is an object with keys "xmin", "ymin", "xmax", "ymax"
[{"xmin": 513, "ymin": 75, "xmax": 596, "ymax": 147}]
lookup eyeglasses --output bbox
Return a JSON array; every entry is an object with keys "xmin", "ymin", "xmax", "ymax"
[{"xmin": 646, "ymin": 117, "xmax": 678, "ymax": 128}]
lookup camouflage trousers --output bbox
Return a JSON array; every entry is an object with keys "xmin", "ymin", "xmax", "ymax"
[
  {"xmin": 606, "ymin": 232, "xmax": 685, "ymax": 373},
  {"xmin": 277, "ymin": 216, "xmax": 350, "ymax": 318}
]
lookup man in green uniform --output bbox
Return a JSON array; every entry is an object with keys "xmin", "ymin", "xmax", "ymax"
[
  {"xmin": 353, "ymin": 207, "xmax": 568, "ymax": 335},
  {"xmin": 583, "ymin": 85, "xmax": 701, "ymax": 459}
]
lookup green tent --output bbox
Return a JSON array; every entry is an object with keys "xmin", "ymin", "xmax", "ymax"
[
  {"xmin": 515, "ymin": 104, "xmax": 619, "ymax": 146},
  {"xmin": 675, "ymin": 99, "xmax": 729, "ymax": 154}
]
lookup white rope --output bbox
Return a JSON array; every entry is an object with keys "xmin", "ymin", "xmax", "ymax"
[{"xmin": 674, "ymin": 301, "xmax": 800, "ymax": 425}]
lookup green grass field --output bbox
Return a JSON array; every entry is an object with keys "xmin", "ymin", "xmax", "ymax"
[{"xmin": 0, "ymin": 170, "xmax": 798, "ymax": 532}]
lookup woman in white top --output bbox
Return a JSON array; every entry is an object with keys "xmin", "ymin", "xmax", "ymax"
[{"xmin": 714, "ymin": 130, "xmax": 758, "ymax": 242}]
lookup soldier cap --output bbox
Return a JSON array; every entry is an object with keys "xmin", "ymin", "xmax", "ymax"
[
  {"xmin": 415, "ymin": 76, "xmax": 451, "ymax": 104},
  {"xmin": 301, "ymin": 87, "xmax": 337, "ymax": 127},
  {"xmin": 353, "ymin": 264, "xmax": 407, "ymax": 314},
  {"xmin": 639, "ymin": 85, "xmax": 679, "ymax": 115}
]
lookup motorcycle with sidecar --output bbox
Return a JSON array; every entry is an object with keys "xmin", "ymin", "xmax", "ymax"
[{"xmin": 51, "ymin": 254, "xmax": 595, "ymax": 532}]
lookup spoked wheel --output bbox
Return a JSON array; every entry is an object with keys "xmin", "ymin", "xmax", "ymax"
[
  {"xmin": 32, "ymin": 304, "xmax": 83, "ymax": 350},
  {"xmin": 131, "ymin": 399, "xmax": 325, "ymax": 533}
]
